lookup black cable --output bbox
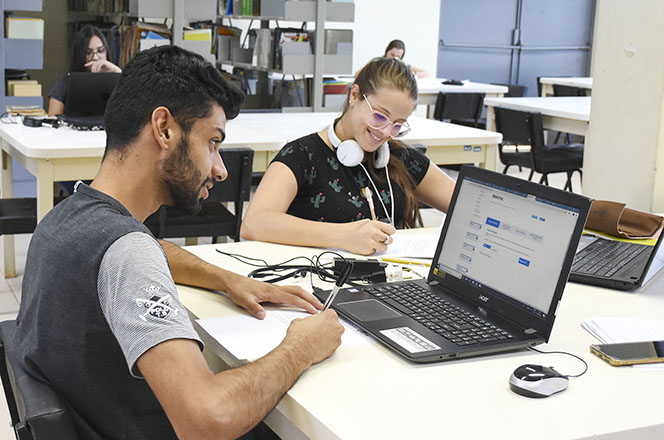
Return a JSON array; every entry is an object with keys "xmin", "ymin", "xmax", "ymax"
[
  {"xmin": 527, "ymin": 346, "xmax": 588, "ymax": 378},
  {"xmin": 214, "ymin": 248, "xmax": 363, "ymax": 288}
]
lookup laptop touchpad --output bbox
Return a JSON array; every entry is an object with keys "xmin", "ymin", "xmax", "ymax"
[{"xmin": 337, "ymin": 299, "xmax": 401, "ymax": 322}]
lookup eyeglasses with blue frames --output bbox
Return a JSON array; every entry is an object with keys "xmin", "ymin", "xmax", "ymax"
[{"xmin": 362, "ymin": 94, "xmax": 411, "ymax": 138}]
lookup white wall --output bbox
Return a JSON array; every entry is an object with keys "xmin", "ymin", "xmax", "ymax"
[
  {"xmin": 350, "ymin": 0, "xmax": 440, "ymax": 75},
  {"xmin": 584, "ymin": 0, "xmax": 664, "ymax": 212}
]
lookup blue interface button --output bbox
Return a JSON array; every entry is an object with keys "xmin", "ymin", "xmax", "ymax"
[
  {"xmin": 486, "ymin": 217, "xmax": 500, "ymax": 228},
  {"xmin": 518, "ymin": 257, "xmax": 530, "ymax": 267},
  {"xmin": 483, "ymin": 243, "xmax": 491, "ymax": 249}
]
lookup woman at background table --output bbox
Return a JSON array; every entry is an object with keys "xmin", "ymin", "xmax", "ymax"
[
  {"xmin": 48, "ymin": 25, "xmax": 122, "ymax": 116},
  {"xmin": 384, "ymin": 39, "xmax": 429, "ymax": 79},
  {"xmin": 241, "ymin": 57, "xmax": 455, "ymax": 255}
]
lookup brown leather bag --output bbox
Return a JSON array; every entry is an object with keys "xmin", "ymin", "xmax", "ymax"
[{"xmin": 586, "ymin": 200, "xmax": 664, "ymax": 239}]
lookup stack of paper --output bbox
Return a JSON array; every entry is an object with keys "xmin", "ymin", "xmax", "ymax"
[{"xmin": 582, "ymin": 317, "xmax": 664, "ymax": 344}]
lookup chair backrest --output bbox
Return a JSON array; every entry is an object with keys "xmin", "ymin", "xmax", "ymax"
[
  {"xmin": 433, "ymin": 92, "xmax": 485, "ymax": 125},
  {"xmin": 494, "ymin": 107, "xmax": 532, "ymax": 146},
  {"xmin": 208, "ymin": 147, "xmax": 254, "ymax": 207},
  {"xmin": 491, "ymin": 83, "xmax": 527, "ymax": 98},
  {"xmin": 552, "ymin": 84, "xmax": 587, "ymax": 97},
  {"xmin": 494, "ymin": 107, "xmax": 549, "ymax": 171},
  {"xmin": 144, "ymin": 147, "xmax": 255, "ymax": 242},
  {"xmin": 0, "ymin": 320, "xmax": 79, "ymax": 440}
]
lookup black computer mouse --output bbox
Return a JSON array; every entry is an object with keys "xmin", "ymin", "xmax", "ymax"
[
  {"xmin": 509, "ymin": 364, "xmax": 569, "ymax": 398},
  {"xmin": 442, "ymin": 79, "xmax": 464, "ymax": 85}
]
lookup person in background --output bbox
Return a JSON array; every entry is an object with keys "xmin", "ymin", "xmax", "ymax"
[
  {"xmin": 384, "ymin": 39, "xmax": 429, "ymax": 79},
  {"xmin": 48, "ymin": 25, "xmax": 122, "ymax": 116},
  {"xmin": 241, "ymin": 57, "xmax": 454, "ymax": 256}
]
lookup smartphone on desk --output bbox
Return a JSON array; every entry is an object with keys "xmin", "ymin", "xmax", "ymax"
[{"xmin": 590, "ymin": 340, "xmax": 664, "ymax": 366}]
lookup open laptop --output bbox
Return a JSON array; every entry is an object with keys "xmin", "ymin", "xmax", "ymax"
[
  {"xmin": 62, "ymin": 72, "xmax": 120, "ymax": 129},
  {"xmin": 569, "ymin": 230, "xmax": 664, "ymax": 291},
  {"xmin": 316, "ymin": 165, "xmax": 591, "ymax": 363}
]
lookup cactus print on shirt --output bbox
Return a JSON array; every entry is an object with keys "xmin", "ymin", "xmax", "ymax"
[{"xmin": 272, "ymin": 133, "xmax": 429, "ymax": 227}]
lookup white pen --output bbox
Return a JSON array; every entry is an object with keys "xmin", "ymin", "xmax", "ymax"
[{"xmin": 322, "ymin": 261, "xmax": 354, "ymax": 311}]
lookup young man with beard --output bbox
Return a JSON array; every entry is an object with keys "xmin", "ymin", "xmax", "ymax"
[{"xmin": 14, "ymin": 45, "xmax": 344, "ymax": 439}]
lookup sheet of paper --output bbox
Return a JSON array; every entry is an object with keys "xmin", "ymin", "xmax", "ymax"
[
  {"xmin": 376, "ymin": 226, "xmax": 442, "ymax": 258},
  {"xmin": 197, "ymin": 310, "xmax": 374, "ymax": 362},
  {"xmin": 582, "ymin": 316, "xmax": 664, "ymax": 370},
  {"xmin": 582, "ymin": 317, "xmax": 664, "ymax": 344}
]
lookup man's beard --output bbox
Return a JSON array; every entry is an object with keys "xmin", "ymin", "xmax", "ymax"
[{"xmin": 162, "ymin": 134, "xmax": 209, "ymax": 215}]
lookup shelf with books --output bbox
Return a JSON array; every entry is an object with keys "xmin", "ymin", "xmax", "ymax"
[
  {"xmin": 222, "ymin": 0, "xmax": 354, "ymax": 22},
  {"xmin": 218, "ymin": 0, "xmax": 354, "ymax": 111},
  {"xmin": 218, "ymin": 53, "xmax": 351, "ymax": 76}
]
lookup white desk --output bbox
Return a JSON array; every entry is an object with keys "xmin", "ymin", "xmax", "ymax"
[
  {"xmin": 0, "ymin": 116, "xmax": 500, "ymax": 277},
  {"xmin": 179, "ymin": 230, "xmax": 664, "ymax": 440},
  {"xmin": 234, "ymin": 112, "xmax": 502, "ymax": 171},
  {"xmin": 329, "ymin": 76, "xmax": 508, "ymax": 109},
  {"xmin": 0, "ymin": 125, "xmax": 106, "ymax": 277},
  {"xmin": 539, "ymin": 77, "xmax": 593, "ymax": 97},
  {"xmin": 416, "ymin": 78, "xmax": 508, "ymax": 106},
  {"xmin": 484, "ymin": 96, "xmax": 591, "ymax": 137},
  {"xmin": 0, "ymin": 123, "xmax": 282, "ymax": 278}
]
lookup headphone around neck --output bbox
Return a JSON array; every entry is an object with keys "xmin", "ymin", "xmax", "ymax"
[
  {"xmin": 327, "ymin": 122, "xmax": 395, "ymax": 226},
  {"xmin": 327, "ymin": 123, "xmax": 390, "ymax": 168}
]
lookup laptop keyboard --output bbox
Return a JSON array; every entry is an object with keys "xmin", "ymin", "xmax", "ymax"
[
  {"xmin": 363, "ymin": 283, "xmax": 515, "ymax": 346},
  {"xmin": 572, "ymin": 239, "xmax": 648, "ymax": 277}
]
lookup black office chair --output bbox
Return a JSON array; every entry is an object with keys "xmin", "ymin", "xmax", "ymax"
[
  {"xmin": 0, "ymin": 199, "xmax": 37, "ymax": 237},
  {"xmin": 0, "ymin": 320, "xmax": 79, "ymax": 440},
  {"xmin": 433, "ymin": 92, "xmax": 485, "ymax": 128},
  {"xmin": 144, "ymin": 147, "xmax": 254, "ymax": 243},
  {"xmin": 490, "ymin": 83, "xmax": 527, "ymax": 98},
  {"xmin": 494, "ymin": 107, "xmax": 583, "ymax": 192},
  {"xmin": 0, "ymin": 196, "xmax": 69, "ymax": 237}
]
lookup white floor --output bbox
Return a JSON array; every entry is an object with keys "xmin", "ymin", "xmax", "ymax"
[{"xmin": 0, "ymin": 165, "xmax": 581, "ymax": 439}]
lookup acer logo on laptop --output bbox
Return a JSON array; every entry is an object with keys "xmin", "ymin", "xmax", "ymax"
[{"xmin": 479, "ymin": 295, "xmax": 490, "ymax": 302}]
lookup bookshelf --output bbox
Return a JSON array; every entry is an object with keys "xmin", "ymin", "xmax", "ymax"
[
  {"xmin": 218, "ymin": 0, "xmax": 354, "ymax": 111},
  {"xmin": 0, "ymin": 0, "xmax": 44, "ymax": 112}
]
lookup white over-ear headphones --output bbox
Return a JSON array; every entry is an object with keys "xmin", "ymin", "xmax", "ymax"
[
  {"xmin": 327, "ymin": 122, "xmax": 395, "ymax": 226},
  {"xmin": 327, "ymin": 123, "xmax": 390, "ymax": 168}
]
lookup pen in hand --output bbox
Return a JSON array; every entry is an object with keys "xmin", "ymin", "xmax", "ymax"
[
  {"xmin": 322, "ymin": 261, "xmax": 354, "ymax": 311},
  {"xmin": 362, "ymin": 187, "xmax": 377, "ymax": 221}
]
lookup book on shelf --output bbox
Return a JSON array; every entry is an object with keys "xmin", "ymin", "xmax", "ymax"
[
  {"xmin": 272, "ymin": 28, "xmax": 311, "ymax": 70},
  {"xmin": 5, "ymin": 105, "xmax": 46, "ymax": 117},
  {"xmin": 7, "ymin": 80, "xmax": 42, "ymax": 97},
  {"xmin": 5, "ymin": 17, "xmax": 44, "ymax": 39}
]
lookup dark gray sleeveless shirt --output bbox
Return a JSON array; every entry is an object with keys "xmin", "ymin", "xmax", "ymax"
[{"xmin": 15, "ymin": 183, "xmax": 201, "ymax": 439}]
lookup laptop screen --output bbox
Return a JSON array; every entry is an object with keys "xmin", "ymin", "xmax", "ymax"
[{"xmin": 434, "ymin": 176, "xmax": 581, "ymax": 318}]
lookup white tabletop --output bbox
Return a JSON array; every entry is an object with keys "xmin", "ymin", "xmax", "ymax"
[
  {"xmin": 0, "ymin": 124, "xmax": 106, "ymax": 159},
  {"xmin": 179, "ymin": 230, "xmax": 664, "ymax": 440},
  {"xmin": 233, "ymin": 112, "xmax": 502, "ymax": 146},
  {"xmin": 539, "ymin": 77, "xmax": 593, "ymax": 89},
  {"xmin": 417, "ymin": 78, "xmax": 509, "ymax": 95},
  {"xmin": 484, "ymin": 96, "xmax": 591, "ymax": 122}
]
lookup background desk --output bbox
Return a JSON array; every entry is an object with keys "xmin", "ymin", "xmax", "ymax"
[
  {"xmin": 179, "ymin": 231, "xmax": 664, "ymax": 440},
  {"xmin": 416, "ymin": 78, "xmax": 508, "ymax": 106},
  {"xmin": 331, "ymin": 76, "xmax": 508, "ymax": 108},
  {"xmin": 233, "ymin": 112, "xmax": 502, "ymax": 171},
  {"xmin": 0, "ymin": 118, "xmax": 500, "ymax": 277},
  {"xmin": 484, "ymin": 96, "xmax": 591, "ymax": 137},
  {"xmin": 539, "ymin": 77, "xmax": 593, "ymax": 97}
]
